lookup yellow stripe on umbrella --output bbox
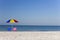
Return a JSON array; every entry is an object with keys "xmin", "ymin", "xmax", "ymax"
[{"xmin": 10, "ymin": 19, "xmax": 15, "ymax": 23}]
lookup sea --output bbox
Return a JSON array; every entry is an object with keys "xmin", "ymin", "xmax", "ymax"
[{"xmin": 0, "ymin": 25, "xmax": 60, "ymax": 31}]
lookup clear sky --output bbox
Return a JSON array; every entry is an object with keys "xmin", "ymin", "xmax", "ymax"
[{"xmin": 0, "ymin": 0, "xmax": 60, "ymax": 25}]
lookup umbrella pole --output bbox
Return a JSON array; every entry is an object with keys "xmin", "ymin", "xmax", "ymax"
[{"xmin": 12, "ymin": 25, "xmax": 13, "ymax": 31}]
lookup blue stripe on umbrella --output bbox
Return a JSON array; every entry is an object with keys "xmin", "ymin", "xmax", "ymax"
[{"xmin": 6, "ymin": 19, "xmax": 11, "ymax": 23}]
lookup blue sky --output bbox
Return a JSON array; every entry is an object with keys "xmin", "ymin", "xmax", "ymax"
[{"xmin": 0, "ymin": 0, "xmax": 60, "ymax": 25}]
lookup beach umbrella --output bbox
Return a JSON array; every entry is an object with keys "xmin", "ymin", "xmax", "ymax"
[
  {"xmin": 7, "ymin": 19, "xmax": 18, "ymax": 23},
  {"xmin": 6, "ymin": 19, "xmax": 18, "ymax": 31}
]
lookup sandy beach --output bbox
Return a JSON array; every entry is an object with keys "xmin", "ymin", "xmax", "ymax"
[{"xmin": 0, "ymin": 31, "xmax": 60, "ymax": 40}]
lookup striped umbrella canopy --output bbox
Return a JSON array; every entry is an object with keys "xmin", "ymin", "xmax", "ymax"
[{"xmin": 6, "ymin": 19, "xmax": 18, "ymax": 23}]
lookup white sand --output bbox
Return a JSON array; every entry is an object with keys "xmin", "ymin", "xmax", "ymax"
[{"xmin": 0, "ymin": 31, "xmax": 60, "ymax": 40}]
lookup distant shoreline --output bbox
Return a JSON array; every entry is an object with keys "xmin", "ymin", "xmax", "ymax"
[{"xmin": 0, "ymin": 25, "xmax": 60, "ymax": 26}]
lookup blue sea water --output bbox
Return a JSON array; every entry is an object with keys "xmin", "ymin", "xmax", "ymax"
[{"xmin": 0, "ymin": 25, "xmax": 60, "ymax": 31}]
